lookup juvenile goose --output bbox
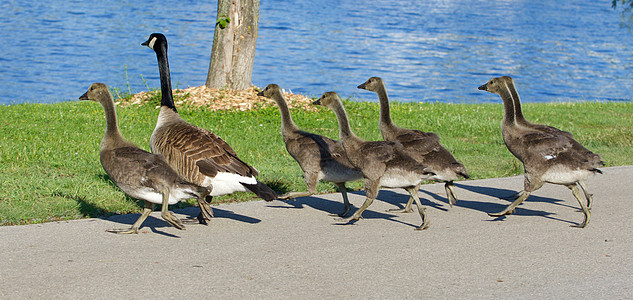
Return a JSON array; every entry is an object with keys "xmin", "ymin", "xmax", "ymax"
[
  {"xmin": 257, "ymin": 84, "xmax": 363, "ymax": 217},
  {"xmin": 80, "ymin": 83, "xmax": 211, "ymax": 234},
  {"xmin": 358, "ymin": 77, "xmax": 469, "ymax": 210},
  {"xmin": 143, "ymin": 33, "xmax": 276, "ymax": 221},
  {"xmin": 478, "ymin": 76, "xmax": 603, "ymax": 228},
  {"xmin": 314, "ymin": 92, "xmax": 436, "ymax": 230},
  {"xmin": 507, "ymin": 77, "xmax": 575, "ymax": 139}
]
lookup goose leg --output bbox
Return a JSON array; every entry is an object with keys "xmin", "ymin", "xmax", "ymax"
[
  {"xmin": 107, "ymin": 201, "xmax": 154, "ymax": 234},
  {"xmin": 577, "ymin": 181, "xmax": 593, "ymax": 210},
  {"xmin": 279, "ymin": 173, "xmax": 318, "ymax": 200},
  {"xmin": 338, "ymin": 179, "xmax": 379, "ymax": 224},
  {"xmin": 278, "ymin": 191, "xmax": 313, "ymax": 200},
  {"xmin": 331, "ymin": 182, "xmax": 352, "ymax": 217},
  {"xmin": 569, "ymin": 184, "xmax": 591, "ymax": 228},
  {"xmin": 488, "ymin": 191, "xmax": 531, "ymax": 217},
  {"xmin": 406, "ymin": 187, "xmax": 430, "ymax": 230},
  {"xmin": 196, "ymin": 194, "xmax": 214, "ymax": 225},
  {"xmin": 159, "ymin": 188, "xmax": 185, "ymax": 230},
  {"xmin": 445, "ymin": 181, "xmax": 458, "ymax": 207},
  {"xmin": 386, "ymin": 184, "xmax": 417, "ymax": 213},
  {"xmin": 387, "ymin": 197, "xmax": 413, "ymax": 213}
]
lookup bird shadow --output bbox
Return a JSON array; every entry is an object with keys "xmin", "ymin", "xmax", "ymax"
[
  {"xmin": 75, "ymin": 174, "xmax": 263, "ymax": 237},
  {"xmin": 269, "ymin": 189, "xmax": 442, "ymax": 229},
  {"xmin": 451, "ymin": 182, "xmax": 578, "ymax": 226},
  {"xmin": 104, "ymin": 206, "xmax": 261, "ymax": 238}
]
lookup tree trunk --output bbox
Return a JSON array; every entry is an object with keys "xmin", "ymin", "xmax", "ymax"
[{"xmin": 206, "ymin": 0, "xmax": 259, "ymax": 90}]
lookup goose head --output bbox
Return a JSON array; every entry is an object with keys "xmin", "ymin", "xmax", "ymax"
[
  {"xmin": 257, "ymin": 84, "xmax": 282, "ymax": 99},
  {"xmin": 79, "ymin": 83, "xmax": 110, "ymax": 104},
  {"xmin": 478, "ymin": 76, "xmax": 513, "ymax": 95},
  {"xmin": 312, "ymin": 91, "xmax": 340, "ymax": 108},
  {"xmin": 357, "ymin": 76, "xmax": 384, "ymax": 92},
  {"xmin": 141, "ymin": 32, "xmax": 167, "ymax": 51}
]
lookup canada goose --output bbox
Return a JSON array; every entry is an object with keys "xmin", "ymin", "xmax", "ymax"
[
  {"xmin": 314, "ymin": 92, "xmax": 436, "ymax": 230},
  {"xmin": 142, "ymin": 33, "xmax": 276, "ymax": 221},
  {"xmin": 358, "ymin": 76, "xmax": 469, "ymax": 211},
  {"xmin": 80, "ymin": 83, "xmax": 211, "ymax": 234},
  {"xmin": 257, "ymin": 84, "xmax": 363, "ymax": 217},
  {"xmin": 478, "ymin": 76, "xmax": 603, "ymax": 228}
]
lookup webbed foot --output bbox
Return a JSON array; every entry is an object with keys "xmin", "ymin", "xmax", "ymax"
[
  {"xmin": 106, "ymin": 227, "xmax": 139, "ymax": 234},
  {"xmin": 488, "ymin": 208, "xmax": 516, "ymax": 217},
  {"xmin": 162, "ymin": 211, "xmax": 186, "ymax": 230}
]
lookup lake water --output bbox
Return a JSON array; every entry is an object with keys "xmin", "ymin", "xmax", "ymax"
[{"xmin": 2, "ymin": 0, "xmax": 632, "ymax": 105}]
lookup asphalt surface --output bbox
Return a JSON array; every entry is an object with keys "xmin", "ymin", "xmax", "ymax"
[{"xmin": 1, "ymin": 165, "xmax": 632, "ymax": 299}]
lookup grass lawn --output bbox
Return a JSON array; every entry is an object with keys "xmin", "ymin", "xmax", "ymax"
[{"xmin": 1, "ymin": 99, "xmax": 631, "ymax": 225}]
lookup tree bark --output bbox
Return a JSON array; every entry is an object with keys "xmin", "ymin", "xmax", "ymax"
[{"xmin": 206, "ymin": 0, "xmax": 259, "ymax": 90}]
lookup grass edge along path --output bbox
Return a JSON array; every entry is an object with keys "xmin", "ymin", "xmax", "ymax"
[{"xmin": 0, "ymin": 100, "xmax": 631, "ymax": 225}]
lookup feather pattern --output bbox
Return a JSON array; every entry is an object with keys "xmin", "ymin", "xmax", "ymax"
[
  {"xmin": 478, "ymin": 76, "xmax": 602, "ymax": 228},
  {"xmin": 144, "ymin": 33, "xmax": 276, "ymax": 200},
  {"xmin": 80, "ymin": 82, "xmax": 209, "ymax": 233}
]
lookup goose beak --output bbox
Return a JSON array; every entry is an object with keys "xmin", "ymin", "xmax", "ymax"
[
  {"xmin": 357, "ymin": 82, "xmax": 367, "ymax": 89},
  {"xmin": 256, "ymin": 90, "xmax": 264, "ymax": 97},
  {"xmin": 79, "ymin": 92, "xmax": 89, "ymax": 101},
  {"xmin": 478, "ymin": 84, "xmax": 488, "ymax": 91},
  {"xmin": 312, "ymin": 99, "xmax": 322, "ymax": 105}
]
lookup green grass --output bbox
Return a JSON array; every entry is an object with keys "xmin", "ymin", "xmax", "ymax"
[{"xmin": 1, "ymin": 100, "xmax": 631, "ymax": 225}]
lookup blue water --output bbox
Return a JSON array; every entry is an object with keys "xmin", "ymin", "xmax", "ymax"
[{"xmin": 1, "ymin": 0, "xmax": 632, "ymax": 105}]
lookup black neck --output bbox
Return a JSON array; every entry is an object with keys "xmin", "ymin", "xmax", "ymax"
[{"xmin": 155, "ymin": 41, "xmax": 177, "ymax": 113}]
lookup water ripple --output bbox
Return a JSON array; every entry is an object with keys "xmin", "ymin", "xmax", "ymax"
[{"xmin": 1, "ymin": 0, "xmax": 632, "ymax": 104}]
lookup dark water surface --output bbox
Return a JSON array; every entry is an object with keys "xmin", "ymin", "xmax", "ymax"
[{"xmin": 2, "ymin": 0, "xmax": 632, "ymax": 105}]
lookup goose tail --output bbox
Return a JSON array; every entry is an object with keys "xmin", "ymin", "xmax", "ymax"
[{"xmin": 242, "ymin": 180, "xmax": 278, "ymax": 201}]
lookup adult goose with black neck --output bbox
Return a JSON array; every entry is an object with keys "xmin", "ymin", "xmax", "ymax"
[
  {"xmin": 314, "ymin": 92, "xmax": 436, "ymax": 230},
  {"xmin": 80, "ymin": 83, "xmax": 211, "ymax": 233},
  {"xmin": 358, "ymin": 76, "xmax": 469, "ymax": 210},
  {"xmin": 478, "ymin": 76, "xmax": 603, "ymax": 228},
  {"xmin": 258, "ymin": 84, "xmax": 362, "ymax": 217},
  {"xmin": 142, "ymin": 33, "xmax": 277, "ymax": 222}
]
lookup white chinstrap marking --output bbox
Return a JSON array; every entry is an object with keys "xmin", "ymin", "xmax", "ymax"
[{"xmin": 148, "ymin": 37, "xmax": 157, "ymax": 50}]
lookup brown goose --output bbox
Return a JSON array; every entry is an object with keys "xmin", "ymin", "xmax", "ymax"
[
  {"xmin": 142, "ymin": 33, "xmax": 276, "ymax": 223},
  {"xmin": 80, "ymin": 83, "xmax": 210, "ymax": 234},
  {"xmin": 358, "ymin": 76, "xmax": 469, "ymax": 210},
  {"xmin": 314, "ymin": 92, "xmax": 436, "ymax": 230},
  {"xmin": 478, "ymin": 76, "xmax": 603, "ymax": 228},
  {"xmin": 257, "ymin": 84, "xmax": 363, "ymax": 217}
]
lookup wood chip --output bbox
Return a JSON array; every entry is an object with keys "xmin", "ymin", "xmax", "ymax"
[{"xmin": 116, "ymin": 85, "xmax": 317, "ymax": 111}]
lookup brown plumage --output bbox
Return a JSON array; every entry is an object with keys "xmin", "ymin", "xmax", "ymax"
[
  {"xmin": 314, "ymin": 92, "xmax": 436, "ymax": 230},
  {"xmin": 80, "ymin": 83, "xmax": 210, "ymax": 234},
  {"xmin": 142, "ymin": 33, "xmax": 276, "ymax": 223},
  {"xmin": 478, "ymin": 76, "xmax": 603, "ymax": 228},
  {"xmin": 258, "ymin": 84, "xmax": 363, "ymax": 217},
  {"xmin": 358, "ymin": 76, "xmax": 469, "ymax": 210}
]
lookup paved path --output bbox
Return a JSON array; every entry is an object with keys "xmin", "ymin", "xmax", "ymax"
[{"xmin": 1, "ymin": 166, "xmax": 632, "ymax": 299}]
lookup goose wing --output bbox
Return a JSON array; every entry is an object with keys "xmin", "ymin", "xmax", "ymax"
[
  {"xmin": 104, "ymin": 146, "xmax": 175, "ymax": 188},
  {"xmin": 358, "ymin": 140, "xmax": 398, "ymax": 162},
  {"xmin": 394, "ymin": 130, "xmax": 441, "ymax": 155},
  {"xmin": 520, "ymin": 131, "xmax": 573, "ymax": 163},
  {"xmin": 154, "ymin": 122, "xmax": 258, "ymax": 184}
]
